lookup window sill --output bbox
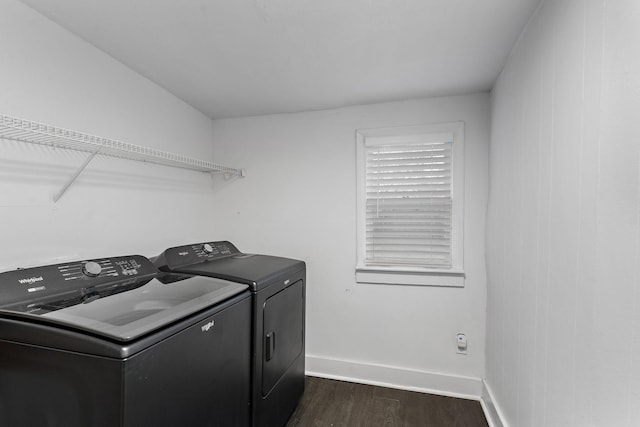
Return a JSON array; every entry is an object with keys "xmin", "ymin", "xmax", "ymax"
[{"xmin": 355, "ymin": 266, "xmax": 465, "ymax": 287}]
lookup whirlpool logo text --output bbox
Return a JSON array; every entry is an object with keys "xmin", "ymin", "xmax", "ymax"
[
  {"xmin": 18, "ymin": 276, "xmax": 43, "ymax": 285},
  {"xmin": 201, "ymin": 321, "xmax": 215, "ymax": 332}
]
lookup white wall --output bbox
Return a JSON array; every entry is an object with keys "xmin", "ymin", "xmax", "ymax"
[
  {"xmin": 0, "ymin": 0, "xmax": 221, "ymax": 269},
  {"xmin": 211, "ymin": 94, "xmax": 490, "ymax": 396},
  {"xmin": 486, "ymin": 0, "xmax": 640, "ymax": 426}
]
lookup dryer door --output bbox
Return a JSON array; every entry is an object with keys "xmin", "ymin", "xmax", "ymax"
[{"xmin": 262, "ymin": 280, "xmax": 304, "ymax": 396}]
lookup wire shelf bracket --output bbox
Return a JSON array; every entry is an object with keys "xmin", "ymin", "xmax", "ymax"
[{"xmin": 0, "ymin": 114, "xmax": 245, "ymax": 202}]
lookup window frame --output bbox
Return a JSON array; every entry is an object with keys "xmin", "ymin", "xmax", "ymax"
[{"xmin": 355, "ymin": 122, "xmax": 465, "ymax": 287}]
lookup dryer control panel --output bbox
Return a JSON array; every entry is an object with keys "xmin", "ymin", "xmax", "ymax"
[
  {"xmin": 0, "ymin": 255, "xmax": 157, "ymax": 313},
  {"xmin": 156, "ymin": 241, "xmax": 241, "ymax": 270}
]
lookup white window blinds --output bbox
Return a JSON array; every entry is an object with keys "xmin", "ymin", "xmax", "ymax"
[{"xmin": 365, "ymin": 139, "xmax": 453, "ymax": 268}]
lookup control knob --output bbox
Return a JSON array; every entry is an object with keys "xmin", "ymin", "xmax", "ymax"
[
  {"xmin": 82, "ymin": 261, "xmax": 102, "ymax": 277},
  {"xmin": 202, "ymin": 243, "xmax": 214, "ymax": 254}
]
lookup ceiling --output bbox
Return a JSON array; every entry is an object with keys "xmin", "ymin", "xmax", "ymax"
[{"xmin": 19, "ymin": 0, "xmax": 540, "ymax": 119}]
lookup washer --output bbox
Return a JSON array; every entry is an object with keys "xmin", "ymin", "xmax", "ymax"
[
  {"xmin": 153, "ymin": 241, "xmax": 306, "ymax": 427},
  {"xmin": 0, "ymin": 255, "xmax": 251, "ymax": 427}
]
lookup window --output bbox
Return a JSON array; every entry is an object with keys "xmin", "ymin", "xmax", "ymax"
[{"xmin": 356, "ymin": 122, "xmax": 465, "ymax": 287}]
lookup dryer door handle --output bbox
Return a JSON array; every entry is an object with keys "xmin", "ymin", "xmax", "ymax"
[{"xmin": 265, "ymin": 332, "xmax": 275, "ymax": 361}]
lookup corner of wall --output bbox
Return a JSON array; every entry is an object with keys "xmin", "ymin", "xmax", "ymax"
[{"xmin": 480, "ymin": 379, "xmax": 508, "ymax": 427}]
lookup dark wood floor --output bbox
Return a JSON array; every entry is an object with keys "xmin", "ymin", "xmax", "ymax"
[{"xmin": 285, "ymin": 377, "xmax": 488, "ymax": 427}]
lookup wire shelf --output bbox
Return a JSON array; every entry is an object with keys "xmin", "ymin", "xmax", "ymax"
[{"xmin": 0, "ymin": 114, "xmax": 243, "ymax": 175}]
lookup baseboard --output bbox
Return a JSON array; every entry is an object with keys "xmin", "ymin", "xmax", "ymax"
[
  {"xmin": 480, "ymin": 379, "xmax": 507, "ymax": 427},
  {"xmin": 305, "ymin": 354, "xmax": 482, "ymax": 400}
]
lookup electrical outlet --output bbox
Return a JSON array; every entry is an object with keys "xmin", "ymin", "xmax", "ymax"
[{"xmin": 456, "ymin": 333, "xmax": 467, "ymax": 355}]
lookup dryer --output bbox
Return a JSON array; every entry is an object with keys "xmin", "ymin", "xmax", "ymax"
[{"xmin": 153, "ymin": 241, "xmax": 306, "ymax": 427}]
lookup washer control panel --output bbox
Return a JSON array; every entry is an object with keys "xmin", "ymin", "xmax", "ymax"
[
  {"xmin": 156, "ymin": 241, "xmax": 241, "ymax": 270},
  {"xmin": 0, "ymin": 255, "xmax": 157, "ymax": 311}
]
